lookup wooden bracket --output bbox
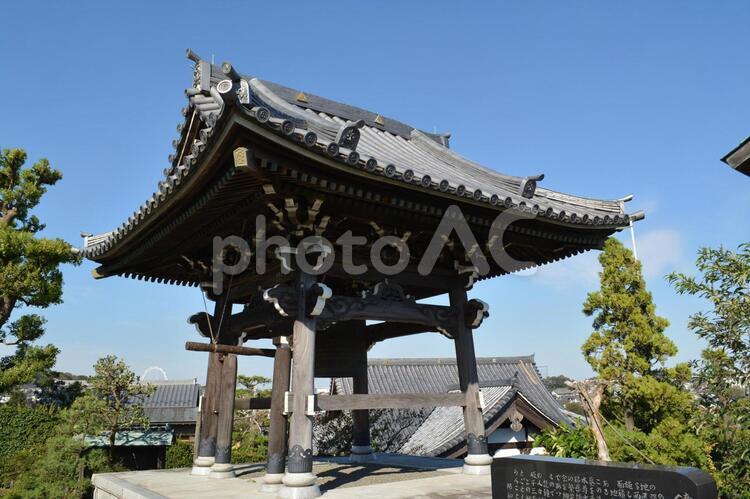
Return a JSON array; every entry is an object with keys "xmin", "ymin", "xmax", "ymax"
[
  {"xmin": 284, "ymin": 391, "xmax": 292, "ymax": 415},
  {"xmin": 306, "ymin": 394, "xmax": 317, "ymax": 416},
  {"xmin": 477, "ymin": 390, "xmax": 486, "ymax": 410}
]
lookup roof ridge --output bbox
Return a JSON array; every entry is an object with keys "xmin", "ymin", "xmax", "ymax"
[{"xmin": 367, "ymin": 355, "xmax": 536, "ymax": 366}]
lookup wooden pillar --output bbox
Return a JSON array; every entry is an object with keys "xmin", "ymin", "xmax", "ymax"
[
  {"xmin": 450, "ymin": 287, "xmax": 492, "ymax": 475},
  {"xmin": 261, "ymin": 336, "xmax": 292, "ymax": 492},
  {"xmin": 350, "ymin": 320, "xmax": 374, "ymax": 462},
  {"xmin": 209, "ymin": 296, "xmax": 238, "ymax": 479},
  {"xmin": 210, "ymin": 352, "xmax": 238, "ymax": 478},
  {"xmin": 282, "ymin": 272, "xmax": 321, "ymax": 498},
  {"xmin": 191, "ymin": 298, "xmax": 227, "ymax": 476}
]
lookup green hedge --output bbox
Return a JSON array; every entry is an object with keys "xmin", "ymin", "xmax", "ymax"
[
  {"xmin": 0, "ymin": 405, "xmax": 60, "ymax": 462},
  {"xmin": 166, "ymin": 440, "xmax": 194, "ymax": 469}
]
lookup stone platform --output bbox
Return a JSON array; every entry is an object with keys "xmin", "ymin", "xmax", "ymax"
[{"xmin": 92, "ymin": 454, "xmax": 491, "ymax": 498}]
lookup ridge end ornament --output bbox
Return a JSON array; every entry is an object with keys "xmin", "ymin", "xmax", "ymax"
[
  {"xmin": 237, "ymin": 79, "xmax": 250, "ymax": 105},
  {"xmin": 335, "ymin": 120, "xmax": 365, "ymax": 151},
  {"xmin": 519, "ymin": 173, "xmax": 544, "ymax": 199}
]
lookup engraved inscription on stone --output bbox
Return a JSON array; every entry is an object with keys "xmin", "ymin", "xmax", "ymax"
[{"xmin": 491, "ymin": 455, "xmax": 717, "ymax": 499}]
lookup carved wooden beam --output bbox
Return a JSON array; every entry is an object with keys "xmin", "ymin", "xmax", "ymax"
[
  {"xmin": 264, "ymin": 281, "xmax": 457, "ymax": 331},
  {"xmin": 190, "ymin": 283, "xmax": 487, "ymax": 343}
]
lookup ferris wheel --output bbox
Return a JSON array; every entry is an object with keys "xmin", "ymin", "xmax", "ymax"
[{"xmin": 141, "ymin": 366, "xmax": 168, "ymax": 381}]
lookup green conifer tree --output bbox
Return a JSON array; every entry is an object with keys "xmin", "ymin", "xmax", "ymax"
[{"xmin": 582, "ymin": 238, "xmax": 691, "ymax": 432}]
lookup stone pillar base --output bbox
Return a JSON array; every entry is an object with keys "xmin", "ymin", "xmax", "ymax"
[
  {"xmin": 260, "ymin": 472, "xmax": 285, "ymax": 493},
  {"xmin": 277, "ymin": 484, "xmax": 322, "ymax": 499},
  {"xmin": 280, "ymin": 472, "xmax": 320, "ymax": 498},
  {"xmin": 209, "ymin": 462, "xmax": 235, "ymax": 479},
  {"xmin": 463, "ymin": 453, "xmax": 492, "ymax": 475},
  {"xmin": 350, "ymin": 445, "xmax": 376, "ymax": 463},
  {"xmin": 463, "ymin": 463, "xmax": 491, "ymax": 475},
  {"xmin": 191, "ymin": 456, "xmax": 215, "ymax": 476},
  {"xmin": 350, "ymin": 452, "xmax": 376, "ymax": 463}
]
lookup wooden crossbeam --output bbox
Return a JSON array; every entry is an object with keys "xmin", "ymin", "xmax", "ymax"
[
  {"xmin": 365, "ymin": 322, "xmax": 439, "ymax": 345},
  {"xmin": 234, "ymin": 397, "xmax": 272, "ymax": 410},
  {"xmin": 185, "ymin": 341, "xmax": 275, "ymax": 357},
  {"xmin": 315, "ymin": 392, "xmax": 467, "ymax": 411}
]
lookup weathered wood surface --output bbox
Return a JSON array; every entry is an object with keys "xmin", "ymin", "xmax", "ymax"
[
  {"xmin": 266, "ymin": 338, "xmax": 291, "ymax": 475},
  {"xmin": 185, "ymin": 341, "xmax": 275, "ymax": 357},
  {"xmin": 316, "ymin": 392, "xmax": 467, "ymax": 411},
  {"xmin": 214, "ymin": 353, "xmax": 238, "ymax": 465},
  {"xmin": 194, "ymin": 296, "xmax": 228, "ymax": 462},
  {"xmin": 451, "ymin": 287, "xmax": 487, "ymax": 456},
  {"xmin": 264, "ymin": 281, "xmax": 457, "ymax": 329},
  {"xmin": 350, "ymin": 321, "xmax": 371, "ymax": 449},
  {"xmin": 234, "ymin": 397, "xmax": 272, "ymax": 410},
  {"xmin": 286, "ymin": 272, "xmax": 317, "ymax": 475}
]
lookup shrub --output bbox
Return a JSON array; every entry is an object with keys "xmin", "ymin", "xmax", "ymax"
[
  {"xmin": 166, "ymin": 440, "xmax": 194, "ymax": 469},
  {"xmin": 231, "ymin": 431, "xmax": 268, "ymax": 464},
  {"xmin": 0, "ymin": 405, "xmax": 60, "ymax": 462},
  {"xmin": 535, "ymin": 424, "xmax": 597, "ymax": 459}
]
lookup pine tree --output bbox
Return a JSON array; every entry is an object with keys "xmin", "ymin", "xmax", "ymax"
[
  {"xmin": 66, "ymin": 356, "xmax": 154, "ymax": 453},
  {"xmin": 0, "ymin": 148, "xmax": 80, "ymax": 395},
  {"xmin": 582, "ymin": 238, "xmax": 691, "ymax": 432}
]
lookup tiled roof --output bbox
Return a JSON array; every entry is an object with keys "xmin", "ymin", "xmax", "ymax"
[
  {"xmin": 332, "ymin": 356, "xmax": 569, "ymax": 456},
  {"xmin": 83, "ymin": 52, "xmax": 642, "ymax": 261},
  {"xmin": 85, "ymin": 429, "xmax": 174, "ymax": 447},
  {"xmin": 140, "ymin": 379, "xmax": 200, "ymax": 424},
  {"xmin": 400, "ymin": 385, "xmax": 513, "ymax": 456}
]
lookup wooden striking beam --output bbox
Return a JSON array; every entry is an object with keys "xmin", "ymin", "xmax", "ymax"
[
  {"xmin": 234, "ymin": 397, "xmax": 272, "ymax": 410},
  {"xmin": 315, "ymin": 392, "xmax": 467, "ymax": 411},
  {"xmin": 185, "ymin": 341, "xmax": 275, "ymax": 357}
]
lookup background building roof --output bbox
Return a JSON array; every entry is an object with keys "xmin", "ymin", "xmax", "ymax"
[
  {"xmin": 332, "ymin": 356, "xmax": 569, "ymax": 456},
  {"xmin": 141, "ymin": 379, "xmax": 200, "ymax": 424}
]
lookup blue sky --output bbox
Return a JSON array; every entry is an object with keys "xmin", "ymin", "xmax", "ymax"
[{"xmin": 1, "ymin": 2, "xmax": 748, "ymax": 383}]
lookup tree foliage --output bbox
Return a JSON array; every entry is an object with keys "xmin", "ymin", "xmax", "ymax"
[
  {"xmin": 0, "ymin": 148, "xmax": 80, "ymax": 396},
  {"xmin": 0, "ymin": 405, "xmax": 60, "ymax": 482},
  {"xmin": 66, "ymin": 356, "xmax": 153, "ymax": 453},
  {"xmin": 4, "ymin": 357, "xmax": 150, "ymax": 497},
  {"xmin": 535, "ymin": 424, "xmax": 597, "ymax": 459},
  {"xmin": 5, "ymin": 407, "xmax": 118, "ymax": 498},
  {"xmin": 544, "ymin": 375, "xmax": 573, "ymax": 391},
  {"xmin": 236, "ymin": 374, "xmax": 271, "ymax": 398},
  {"xmin": 669, "ymin": 243, "xmax": 750, "ymax": 495},
  {"xmin": 582, "ymin": 238, "xmax": 692, "ymax": 431}
]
